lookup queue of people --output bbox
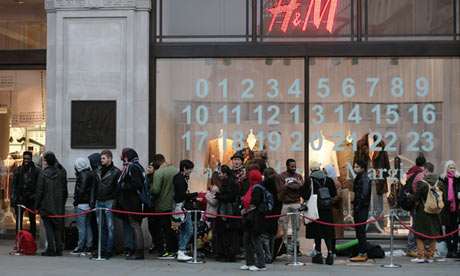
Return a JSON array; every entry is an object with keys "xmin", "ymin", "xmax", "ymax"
[{"xmin": 10, "ymin": 149, "xmax": 460, "ymax": 269}]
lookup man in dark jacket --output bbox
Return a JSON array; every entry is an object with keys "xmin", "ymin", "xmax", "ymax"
[
  {"xmin": 116, "ymin": 148, "xmax": 145, "ymax": 260},
  {"xmin": 10, "ymin": 151, "xmax": 40, "ymax": 238},
  {"xmin": 349, "ymin": 160, "xmax": 371, "ymax": 262},
  {"xmin": 92, "ymin": 150, "xmax": 121, "ymax": 259},
  {"xmin": 71, "ymin": 157, "xmax": 94, "ymax": 255},
  {"xmin": 34, "ymin": 151, "xmax": 68, "ymax": 257},
  {"xmin": 173, "ymin": 159, "xmax": 197, "ymax": 261}
]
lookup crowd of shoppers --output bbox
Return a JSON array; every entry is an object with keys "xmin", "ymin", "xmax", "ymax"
[{"xmin": 10, "ymin": 148, "xmax": 460, "ymax": 269}]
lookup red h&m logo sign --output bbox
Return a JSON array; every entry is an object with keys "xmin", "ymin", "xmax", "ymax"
[{"xmin": 268, "ymin": 0, "xmax": 338, "ymax": 33}]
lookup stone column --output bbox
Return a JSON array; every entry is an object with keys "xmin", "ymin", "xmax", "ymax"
[{"xmin": 43, "ymin": 0, "xmax": 151, "ymax": 249}]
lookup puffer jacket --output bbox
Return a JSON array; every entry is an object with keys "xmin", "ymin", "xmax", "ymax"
[
  {"xmin": 352, "ymin": 171, "xmax": 371, "ymax": 209},
  {"xmin": 34, "ymin": 165, "xmax": 68, "ymax": 216},
  {"xmin": 93, "ymin": 163, "xmax": 121, "ymax": 201}
]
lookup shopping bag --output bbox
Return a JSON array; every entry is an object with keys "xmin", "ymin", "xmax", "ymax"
[{"xmin": 303, "ymin": 181, "xmax": 319, "ymax": 224}]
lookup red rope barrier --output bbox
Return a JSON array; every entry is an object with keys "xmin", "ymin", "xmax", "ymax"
[
  {"xmin": 203, "ymin": 211, "xmax": 242, "ymax": 219},
  {"xmin": 396, "ymin": 216, "xmax": 460, "ymax": 240},
  {"xmin": 108, "ymin": 209, "xmax": 188, "ymax": 216},
  {"xmin": 22, "ymin": 205, "xmax": 95, "ymax": 218},
  {"xmin": 302, "ymin": 215, "xmax": 386, "ymax": 227}
]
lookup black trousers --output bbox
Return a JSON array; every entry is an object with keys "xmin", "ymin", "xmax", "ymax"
[
  {"xmin": 243, "ymin": 229, "xmax": 265, "ymax": 269},
  {"xmin": 15, "ymin": 205, "xmax": 36, "ymax": 238},
  {"xmin": 128, "ymin": 214, "xmax": 144, "ymax": 254},
  {"xmin": 446, "ymin": 224, "xmax": 459, "ymax": 253},
  {"xmin": 154, "ymin": 214, "xmax": 177, "ymax": 253},
  {"xmin": 43, "ymin": 218, "xmax": 63, "ymax": 252},
  {"xmin": 353, "ymin": 207, "xmax": 369, "ymax": 254}
]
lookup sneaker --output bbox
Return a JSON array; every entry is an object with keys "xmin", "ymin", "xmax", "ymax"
[
  {"xmin": 240, "ymin": 265, "xmax": 250, "ymax": 270},
  {"xmin": 249, "ymin": 266, "xmax": 266, "ymax": 271},
  {"xmin": 426, "ymin": 259, "xmax": 434, "ymax": 263},
  {"xmin": 70, "ymin": 247, "xmax": 84, "ymax": 255},
  {"xmin": 349, "ymin": 254, "xmax": 368, "ymax": 262},
  {"xmin": 158, "ymin": 252, "xmax": 176, "ymax": 260},
  {"xmin": 41, "ymin": 250, "xmax": 56, "ymax": 257},
  {"xmin": 411, "ymin": 258, "xmax": 425, "ymax": 263},
  {"xmin": 177, "ymin": 250, "xmax": 192, "ymax": 261},
  {"xmin": 123, "ymin": 248, "xmax": 135, "ymax": 257},
  {"xmin": 406, "ymin": 251, "xmax": 417, "ymax": 258},
  {"xmin": 85, "ymin": 247, "xmax": 93, "ymax": 254}
]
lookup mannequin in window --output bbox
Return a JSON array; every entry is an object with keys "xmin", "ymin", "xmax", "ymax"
[
  {"xmin": 204, "ymin": 129, "xmax": 235, "ymax": 185},
  {"xmin": 308, "ymin": 131, "xmax": 340, "ymax": 177},
  {"xmin": 239, "ymin": 129, "xmax": 268, "ymax": 164}
]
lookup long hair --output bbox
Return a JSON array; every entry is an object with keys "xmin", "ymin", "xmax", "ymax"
[
  {"xmin": 263, "ymin": 167, "xmax": 284, "ymax": 201},
  {"xmin": 211, "ymin": 171, "xmax": 223, "ymax": 191}
]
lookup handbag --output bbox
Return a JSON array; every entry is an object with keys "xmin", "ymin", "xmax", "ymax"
[
  {"xmin": 275, "ymin": 223, "xmax": 285, "ymax": 239},
  {"xmin": 171, "ymin": 202, "xmax": 186, "ymax": 223},
  {"xmin": 303, "ymin": 181, "xmax": 320, "ymax": 224}
]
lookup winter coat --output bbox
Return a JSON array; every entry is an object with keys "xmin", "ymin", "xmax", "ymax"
[
  {"xmin": 115, "ymin": 163, "xmax": 143, "ymax": 213},
  {"xmin": 205, "ymin": 185, "xmax": 220, "ymax": 218},
  {"xmin": 410, "ymin": 174, "xmax": 445, "ymax": 239},
  {"xmin": 262, "ymin": 176, "xmax": 283, "ymax": 236},
  {"xmin": 216, "ymin": 176, "xmax": 241, "ymax": 230},
  {"xmin": 353, "ymin": 133, "xmax": 390, "ymax": 194},
  {"xmin": 11, "ymin": 162, "xmax": 40, "ymax": 206},
  {"xmin": 331, "ymin": 177, "xmax": 344, "ymax": 239},
  {"xmin": 243, "ymin": 184, "xmax": 266, "ymax": 234},
  {"xmin": 93, "ymin": 163, "xmax": 121, "ymax": 201},
  {"xmin": 280, "ymin": 171, "xmax": 303, "ymax": 204},
  {"xmin": 73, "ymin": 168, "xmax": 95, "ymax": 207},
  {"xmin": 300, "ymin": 171, "xmax": 336, "ymax": 239},
  {"xmin": 352, "ymin": 171, "xmax": 372, "ymax": 209},
  {"xmin": 173, "ymin": 172, "xmax": 198, "ymax": 210},
  {"xmin": 439, "ymin": 175, "xmax": 460, "ymax": 226},
  {"xmin": 34, "ymin": 165, "xmax": 68, "ymax": 217},
  {"xmin": 151, "ymin": 164, "xmax": 178, "ymax": 212}
]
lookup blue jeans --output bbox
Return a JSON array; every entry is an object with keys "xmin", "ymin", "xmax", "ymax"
[
  {"xmin": 95, "ymin": 200, "xmax": 115, "ymax": 252},
  {"xmin": 178, "ymin": 213, "xmax": 193, "ymax": 251},
  {"xmin": 75, "ymin": 206, "xmax": 93, "ymax": 249},
  {"xmin": 123, "ymin": 218, "xmax": 135, "ymax": 250}
]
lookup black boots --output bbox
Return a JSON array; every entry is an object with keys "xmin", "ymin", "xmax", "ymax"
[
  {"xmin": 126, "ymin": 250, "xmax": 144, "ymax": 260},
  {"xmin": 41, "ymin": 249, "xmax": 56, "ymax": 257},
  {"xmin": 312, "ymin": 253, "xmax": 323, "ymax": 264},
  {"xmin": 326, "ymin": 253, "xmax": 334, "ymax": 265}
]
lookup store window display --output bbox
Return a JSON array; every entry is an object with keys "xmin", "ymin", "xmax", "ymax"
[
  {"xmin": 309, "ymin": 57, "xmax": 460, "ymax": 235},
  {"xmin": 157, "ymin": 58, "xmax": 305, "ymax": 193},
  {"xmin": 0, "ymin": 70, "xmax": 46, "ymax": 235}
]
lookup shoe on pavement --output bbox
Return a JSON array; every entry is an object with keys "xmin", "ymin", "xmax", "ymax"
[
  {"xmin": 158, "ymin": 252, "xmax": 176, "ymax": 260},
  {"xmin": 70, "ymin": 247, "xmax": 84, "ymax": 255},
  {"xmin": 411, "ymin": 258, "xmax": 425, "ymax": 263},
  {"xmin": 406, "ymin": 251, "xmax": 417, "ymax": 258},
  {"xmin": 349, "ymin": 254, "xmax": 368, "ymax": 262},
  {"xmin": 240, "ymin": 265, "xmax": 250, "ymax": 270},
  {"xmin": 177, "ymin": 250, "xmax": 192, "ymax": 261},
  {"xmin": 426, "ymin": 259, "xmax": 434, "ymax": 263},
  {"xmin": 249, "ymin": 266, "xmax": 266, "ymax": 271},
  {"xmin": 41, "ymin": 250, "xmax": 56, "ymax": 257}
]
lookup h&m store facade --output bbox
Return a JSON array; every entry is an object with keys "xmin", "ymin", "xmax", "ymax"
[{"xmin": 0, "ymin": 0, "xmax": 459, "ymax": 237}]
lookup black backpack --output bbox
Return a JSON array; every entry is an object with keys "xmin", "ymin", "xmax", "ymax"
[
  {"xmin": 398, "ymin": 171, "xmax": 421, "ymax": 211},
  {"xmin": 311, "ymin": 177, "xmax": 331, "ymax": 210}
]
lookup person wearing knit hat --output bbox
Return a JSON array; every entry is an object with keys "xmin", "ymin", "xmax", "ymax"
[
  {"xmin": 241, "ymin": 169, "xmax": 267, "ymax": 271},
  {"xmin": 310, "ymin": 161, "xmax": 321, "ymax": 171}
]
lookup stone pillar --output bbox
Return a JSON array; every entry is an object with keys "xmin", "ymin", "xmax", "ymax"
[{"xmin": 43, "ymin": 0, "xmax": 151, "ymax": 249}]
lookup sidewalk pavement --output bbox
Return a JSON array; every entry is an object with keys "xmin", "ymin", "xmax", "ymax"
[{"xmin": 1, "ymin": 240, "xmax": 459, "ymax": 276}]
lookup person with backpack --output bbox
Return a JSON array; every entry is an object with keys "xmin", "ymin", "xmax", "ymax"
[
  {"xmin": 116, "ymin": 148, "xmax": 145, "ymax": 260},
  {"xmin": 409, "ymin": 162, "xmax": 445, "ymax": 263},
  {"xmin": 300, "ymin": 161, "xmax": 337, "ymax": 265},
  {"xmin": 151, "ymin": 154, "xmax": 179, "ymax": 260},
  {"xmin": 71, "ymin": 157, "xmax": 95, "ymax": 255},
  {"xmin": 404, "ymin": 156, "xmax": 426, "ymax": 258},
  {"xmin": 173, "ymin": 159, "xmax": 198, "ymax": 261},
  {"xmin": 439, "ymin": 160, "xmax": 460, "ymax": 258},
  {"xmin": 240, "ymin": 170, "xmax": 269, "ymax": 271}
]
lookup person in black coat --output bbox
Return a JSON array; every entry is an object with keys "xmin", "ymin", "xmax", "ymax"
[
  {"xmin": 10, "ymin": 151, "xmax": 40, "ymax": 238},
  {"xmin": 260, "ymin": 167, "xmax": 283, "ymax": 263},
  {"xmin": 241, "ymin": 170, "xmax": 267, "ymax": 271},
  {"xmin": 300, "ymin": 162, "xmax": 337, "ymax": 265},
  {"xmin": 116, "ymin": 148, "xmax": 145, "ymax": 260},
  {"xmin": 214, "ymin": 165, "xmax": 240, "ymax": 262},
  {"xmin": 439, "ymin": 160, "xmax": 460, "ymax": 258},
  {"xmin": 173, "ymin": 159, "xmax": 198, "ymax": 261}
]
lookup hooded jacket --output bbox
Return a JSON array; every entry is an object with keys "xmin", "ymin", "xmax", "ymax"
[
  {"xmin": 352, "ymin": 171, "xmax": 371, "ymax": 209},
  {"xmin": 115, "ymin": 149, "xmax": 144, "ymax": 213},
  {"xmin": 34, "ymin": 165, "xmax": 68, "ymax": 216},
  {"xmin": 73, "ymin": 158, "xmax": 94, "ymax": 206}
]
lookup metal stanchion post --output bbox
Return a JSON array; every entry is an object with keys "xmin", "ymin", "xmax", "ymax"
[
  {"xmin": 188, "ymin": 210, "xmax": 203, "ymax": 264},
  {"xmin": 16, "ymin": 205, "xmax": 21, "ymax": 234},
  {"xmin": 91, "ymin": 207, "xmax": 106, "ymax": 261},
  {"xmin": 286, "ymin": 211, "xmax": 304, "ymax": 266},
  {"xmin": 382, "ymin": 211, "xmax": 401, "ymax": 268}
]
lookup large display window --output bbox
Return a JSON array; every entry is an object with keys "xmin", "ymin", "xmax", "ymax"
[
  {"xmin": 157, "ymin": 58, "xmax": 305, "ymax": 192},
  {"xmin": 0, "ymin": 70, "xmax": 46, "ymax": 234},
  {"xmin": 309, "ymin": 57, "xmax": 460, "ymax": 234}
]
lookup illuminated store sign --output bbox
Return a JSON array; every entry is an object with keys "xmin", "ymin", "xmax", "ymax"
[{"xmin": 268, "ymin": 0, "xmax": 338, "ymax": 33}]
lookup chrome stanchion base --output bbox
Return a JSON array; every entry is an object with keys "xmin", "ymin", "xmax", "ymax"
[
  {"xmin": 90, "ymin": 256, "xmax": 108, "ymax": 261},
  {"xmin": 286, "ymin": 262, "xmax": 305, "ymax": 266},
  {"xmin": 382, "ymin": 264, "xmax": 401, "ymax": 268},
  {"xmin": 187, "ymin": 259, "xmax": 204, "ymax": 264}
]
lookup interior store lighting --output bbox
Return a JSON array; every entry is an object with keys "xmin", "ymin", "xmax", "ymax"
[
  {"xmin": 223, "ymin": 59, "xmax": 231, "ymax": 66},
  {"xmin": 352, "ymin": 57, "xmax": 358, "ymax": 65},
  {"xmin": 283, "ymin": 59, "xmax": 291, "ymax": 66},
  {"xmin": 17, "ymin": 0, "xmax": 25, "ymax": 4},
  {"xmin": 390, "ymin": 57, "xmax": 399, "ymax": 66},
  {"xmin": 265, "ymin": 58, "xmax": 273, "ymax": 65}
]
